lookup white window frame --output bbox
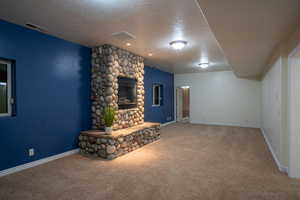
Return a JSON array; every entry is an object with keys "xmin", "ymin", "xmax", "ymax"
[
  {"xmin": 152, "ymin": 84, "xmax": 161, "ymax": 107},
  {"xmin": 0, "ymin": 59, "xmax": 12, "ymax": 117}
]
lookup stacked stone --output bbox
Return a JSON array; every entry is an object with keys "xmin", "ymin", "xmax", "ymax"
[
  {"xmin": 78, "ymin": 126, "xmax": 160, "ymax": 160},
  {"xmin": 91, "ymin": 44, "xmax": 145, "ymax": 130}
]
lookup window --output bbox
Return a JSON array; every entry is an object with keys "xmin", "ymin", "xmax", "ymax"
[
  {"xmin": 152, "ymin": 84, "xmax": 162, "ymax": 106},
  {"xmin": 0, "ymin": 59, "xmax": 12, "ymax": 116}
]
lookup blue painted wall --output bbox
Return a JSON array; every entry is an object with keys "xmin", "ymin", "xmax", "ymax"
[
  {"xmin": 0, "ymin": 20, "xmax": 91, "ymax": 171},
  {"xmin": 144, "ymin": 66, "xmax": 174, "ymax": 124}
]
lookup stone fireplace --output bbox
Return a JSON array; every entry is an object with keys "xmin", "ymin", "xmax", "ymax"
[
  {"xmin": 78, "ymin": 44, "xmax": 161, "ymax": 160},
  {"xmin": 90, "ymin": 44, "xmax": 144, "ymax": 130}
]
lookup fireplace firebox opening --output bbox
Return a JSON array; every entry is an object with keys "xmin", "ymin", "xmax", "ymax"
[{"xmin": 118, "ymin": 77, "xmax": 137, "ymax": 109}]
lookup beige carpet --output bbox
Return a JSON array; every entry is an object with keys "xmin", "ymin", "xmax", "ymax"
[{"xmin": 1, "ymin": 123, "xmax": 300, "ymax": 200}]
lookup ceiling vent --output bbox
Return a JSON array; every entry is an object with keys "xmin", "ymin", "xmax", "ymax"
[
  {"xmin": 25, "ymin": 23, "xmax": 47, "ymax": 32},
  {"xmin": 111, "ymin": 31, "xmax": 136, "ymax": 41}
]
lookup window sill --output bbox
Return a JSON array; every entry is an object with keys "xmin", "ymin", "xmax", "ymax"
[
  {"xmin": 152, "ymin": 105, "xmax": 161, "ymax": 107},
  {"xmin": 0, "ymin": 114, "xmax": 11, "ymax": 117},
  {"xmin": 0, "ymin": 113, "xmax": 16, "ymax": 119}
]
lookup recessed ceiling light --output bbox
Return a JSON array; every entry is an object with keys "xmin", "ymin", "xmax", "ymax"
[
  {"xmin": 198, "ymin": 63, "xmax": 209, "ymax": 69},
  {"xmin": 126, "ymin": 42, "xmax": 131, "ymax": 46},
  {"xmin": 148, "ymin": 53, "xmax": 153, "ymax": 56},
  {"xmin": 169, "ymin": 40, "xmax": 188, "ymax": 50}
]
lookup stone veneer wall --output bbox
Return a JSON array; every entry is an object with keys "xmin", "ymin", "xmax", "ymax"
[{"xmin": 91, "ymin": 44, "xmax": 145, "ymax": 130}]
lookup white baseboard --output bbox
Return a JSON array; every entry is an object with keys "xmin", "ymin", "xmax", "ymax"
[
  {"xmin": 260, "ymin": 128, "xmax": 288, "ymax": 173},
  {"xmin": 0, "ymin": 149, "xmax": 79, "ymax": 177},
  {"xmin": 281, "ymin": 166, "xmax": 288, "ymax": 174},
  {"xmin": 190, "ymin": 121, "xmax": 260, "ymax": 129},
  {"xmin": 160, "ymin": 120, "xmax": 176, "ymax": 127}
]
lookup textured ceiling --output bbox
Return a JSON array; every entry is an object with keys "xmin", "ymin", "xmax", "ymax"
[
  {"xmin": 0, "ymin": 0, "xmax": 230, "ymax": 74},
  {"xmin": 1, "ymin": 0, "xmax": 299, "ymax": 77},
  {"xmin": 197, "ymin": 0, "xmax": 300, "ymax": 78}
]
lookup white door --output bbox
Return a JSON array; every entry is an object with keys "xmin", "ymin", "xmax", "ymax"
[{"xmin": 288, "ymin": 46, "xmax": 300, "ymax": 178}]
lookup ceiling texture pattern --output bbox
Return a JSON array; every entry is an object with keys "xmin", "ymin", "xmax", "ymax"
[
  {"xmin": 197, "ymin": 0, "xmax": 300, "ymax": 78},
  {"xmin": 0, "ymin": 0, "xmax": 299, "ymax": 77},
  {"xmin": 0, "ymin": 0, "xmax": 230, "ymax": 74}
]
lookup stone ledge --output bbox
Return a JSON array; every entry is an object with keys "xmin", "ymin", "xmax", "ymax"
[
  {"xmin": 78, "ymin": 122, "xmax": 161, "ymax": 160},
  {"xmin": 81, "ymin": 122, "xmax": 160, "ymax": 138}
]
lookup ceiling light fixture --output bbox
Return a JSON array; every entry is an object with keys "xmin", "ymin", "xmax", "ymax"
[
  {"xmin": 198, "ymin": 63, "xmax": 209, "ymax": 69},
  {"xmin": 169, "ymin": 40, "xmax": 187, "ymax": 50},
  {"xmin": 126, "ymin": 42, "xmax": 131, "ymax": 46},
  {"xmin": 148, "ymin": 53, "xmax": 153, "ymax": 57},
  {"xmin": 181, "ymin": 86, "xmax": 190, "ymax": 89}
]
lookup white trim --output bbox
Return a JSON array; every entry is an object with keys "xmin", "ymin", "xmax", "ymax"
[
  {"xmin": 260, "ymin": 128, "xmax": 288, "ymax": 173},
  {"xmin": 287, "ymin": 44, "xmax": 300, "ymax": 178},
  {"xmin": 0, "ymin": 149, "xmax": 79, "ymax": 177},
  {"xmin": 0, "ymin": 59, "xmax": 12, "ymax": 117},
  {"xmin": 152, "ymin": 84, "xmax": 161, "ymax": 106},
  {"xmin": 281, "ymin": 166, "xmax": 289, "ymax": 174},
  {"xmin": 7, "ymin": 61, "xmax": 12, "ymax": 116},
  {"xmin": 152, "ymin": 105, "xmax": 160, "ymax": 107},
  {"xmin": 0, "ymin": 113, "xmax": 10, "ymax": 117},
  {"xmin": 160, "ymin": 120, "xmax": 176, "ymax": 127},
  {"xmin": 175, "ymin": 87, "xmax": 183, "ymax": 121},
  {"xmin": 190, "ymin": 121, "xmax": 260, "ymax": 129},
  {"xmin": 175, "ymin": 86, "xmax": 191, "ymax": 122}
]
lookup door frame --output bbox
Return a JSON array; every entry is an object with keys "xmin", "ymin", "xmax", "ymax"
[
  {"xmin": 176, "ymin": 87, "xmax": 183, "ymax": 122},
  {"xmin": 175, "ymin": 86, "xmax": 190, "ymax": 122},
  {"xmin": 288, "ymin": 43, "xmax": 300, "ymax": 178}
]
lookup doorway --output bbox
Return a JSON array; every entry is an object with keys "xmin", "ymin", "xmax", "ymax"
[
  {"xmin": 288, "ymin": 44, "xmax": 300, "ymax": 178},
  {"xmin": 176, "ymin": 86, "xmax": 190, "ymax": 122}
]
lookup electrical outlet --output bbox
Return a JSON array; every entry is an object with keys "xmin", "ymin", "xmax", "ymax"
[{"xmin": 29, "ymin": 148, "xmax": 34, "ymax": 157}]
